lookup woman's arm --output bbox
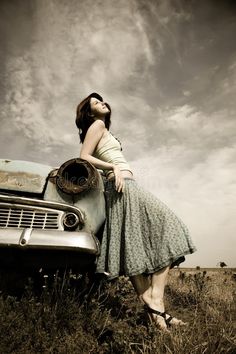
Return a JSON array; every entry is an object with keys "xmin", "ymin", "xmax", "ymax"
[
  {"xmin": 80, "ymin": 120, "xmax": 114, "ymax": 170},
  {"xmin": 80, "ymin": 119, "xmax": 124, "ymax": 192}
]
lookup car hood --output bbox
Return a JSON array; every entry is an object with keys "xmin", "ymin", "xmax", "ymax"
[{"xmin": 0, "ymin": 159, "xmax": 54, "ymax": 194}]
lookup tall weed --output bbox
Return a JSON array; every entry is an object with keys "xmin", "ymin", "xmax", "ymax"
[{"xmin": 0, "ymin": 269, "xmax": 235, "ymax": 353}]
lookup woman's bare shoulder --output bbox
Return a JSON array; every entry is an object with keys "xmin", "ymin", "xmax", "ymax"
[
  {"xmin": 89, "ymin": 119, "xmax": 105, "ymax": 131},
  {"xmin": 85, "ymin": 120, "xmax": 106, "ymax": 142}
]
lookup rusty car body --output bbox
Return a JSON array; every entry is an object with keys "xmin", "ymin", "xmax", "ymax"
[{"xmin": 0, "ymin": 158, "xmax": 106, "ymax": 279}]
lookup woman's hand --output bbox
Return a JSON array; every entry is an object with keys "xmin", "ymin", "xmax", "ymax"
[{"xmin": 112, "ymin": 165, "xmax": 125, "ymax": 193}]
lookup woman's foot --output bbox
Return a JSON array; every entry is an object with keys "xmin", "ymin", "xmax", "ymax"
[
  {"xmin": 143, "ymin": 304, "xmax": 187, "ymax": 329},
  {"xmin": 141, "ymin": 290, "xmax": 187, "ymax": 329},
  {"xmin": 141, "ymin": 290, "xmax": 168, "ymax": 331},
  {"xmin": 143, "ymin": 304, "xmax": 169, "ymax": 331},
  {"xmin": 164, "ymin": 313, "xmax": 188, "ymax": 327}
]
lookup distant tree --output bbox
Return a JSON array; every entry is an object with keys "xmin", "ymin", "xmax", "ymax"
[
  {"xmin": 196, "ymin": 266, "xmax": 201, "ymax": 270},
  {"xmin": 218, "ymin": 261, "xmax": 227, "ymax": 268}
]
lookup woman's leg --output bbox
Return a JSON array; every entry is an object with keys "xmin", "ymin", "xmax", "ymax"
[
  {"xmin": 141, "ymin": 266, "xmax": 170, "ymax": 329},
  {"xmin": 129, "ymin": 267, "xmax": 169, "ymax": 306},
  {"xmin": 129, "ymin": 267, "xmax": 169, "ymax": 329},
  {"xmin": 137, "ymin": 266, "xmax": 187, "ymax": 329},
  {"xmin": 129, "ymin": 274, "xmax": 151, "ymax": 299},
  {"xmin": 141, "ymin": 266, "xmax": 170, "ymax": 312}
]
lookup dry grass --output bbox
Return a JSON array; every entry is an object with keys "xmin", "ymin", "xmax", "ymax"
[{"xmin": 0, "ymin": 268, "xmax": 235, "ymax": 354}]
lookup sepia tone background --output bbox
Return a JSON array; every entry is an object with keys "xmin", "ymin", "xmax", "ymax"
[{"xmin": 0, "ymin": 0, "xmax": 235, "ymax": 267}]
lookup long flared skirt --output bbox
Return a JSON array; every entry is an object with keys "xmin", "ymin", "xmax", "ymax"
[{"xmin": 96, "ymin": 177, "xmax": 196, "ymax": 279}]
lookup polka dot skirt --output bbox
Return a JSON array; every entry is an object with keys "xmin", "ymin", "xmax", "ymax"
[{"xmin": 96, "ymin": 177, "xmax": 197, "ymax": 279}]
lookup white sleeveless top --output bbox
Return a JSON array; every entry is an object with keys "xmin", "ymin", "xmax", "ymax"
[{"xmin": 93, "ymin": 131, "xmax": 133, "ymax": 178}]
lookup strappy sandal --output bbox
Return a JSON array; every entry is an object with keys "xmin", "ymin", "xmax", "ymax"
[
  {"xmin": 144, "ymin": 304, "xmax": 169, "ymax": 331},
  {"xmin": 164, "ymin": 313, "xmax": 188, "ymax": 327},
  {"xmin": 144, "ymin": 304, "xmax": 187, "ymax": 328}
]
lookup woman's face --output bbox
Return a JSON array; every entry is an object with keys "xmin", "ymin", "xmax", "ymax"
[{"xmin": 90, "ymin": 97, "xmax": 110, "ymax": 117}]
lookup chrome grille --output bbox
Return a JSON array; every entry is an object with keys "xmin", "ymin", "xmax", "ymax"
[{"xmin": 0, "ymin": 206, "xmax": 61, "ymax": 229}]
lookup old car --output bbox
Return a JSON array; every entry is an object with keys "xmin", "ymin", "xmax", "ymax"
[{"xmin": 0, "ymin": 158, "xmax": 106, "ymax": 292}]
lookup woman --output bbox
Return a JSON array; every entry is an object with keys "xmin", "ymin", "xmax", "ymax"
[{"xmin": 75, "ymin": 92, "xmax": 196, "ymax": 330}]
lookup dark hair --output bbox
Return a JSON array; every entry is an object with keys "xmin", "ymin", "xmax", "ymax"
[{"xmin": 75, "ymin": 92, "xmax": 111, "ymax": 143}]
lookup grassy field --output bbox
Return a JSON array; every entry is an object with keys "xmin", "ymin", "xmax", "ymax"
[{"xmin": 0, "ymin": 268, "xmax": 235, "ymax": 354}]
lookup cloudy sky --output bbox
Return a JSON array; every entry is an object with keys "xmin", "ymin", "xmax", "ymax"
[{"xmin": 0, "ymin": 0, "xmax": 235, "ymax": 268}]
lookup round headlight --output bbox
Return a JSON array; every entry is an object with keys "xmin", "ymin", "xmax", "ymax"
[
  {"xmin": 63, "ymin": 212, "xmax": 80, "ymax": 230},
  {"xmin": 56, "ymin": 158, "xmax": 100, "ymax": 195}
]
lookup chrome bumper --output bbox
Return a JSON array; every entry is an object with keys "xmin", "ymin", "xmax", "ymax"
[
  {"xmin": 0, "ymin": 228, "xmax": 100, "ymax": 271},
  {"xmin": 0, "ymin": 227, "xmax": 99, "ymax": 254}
]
